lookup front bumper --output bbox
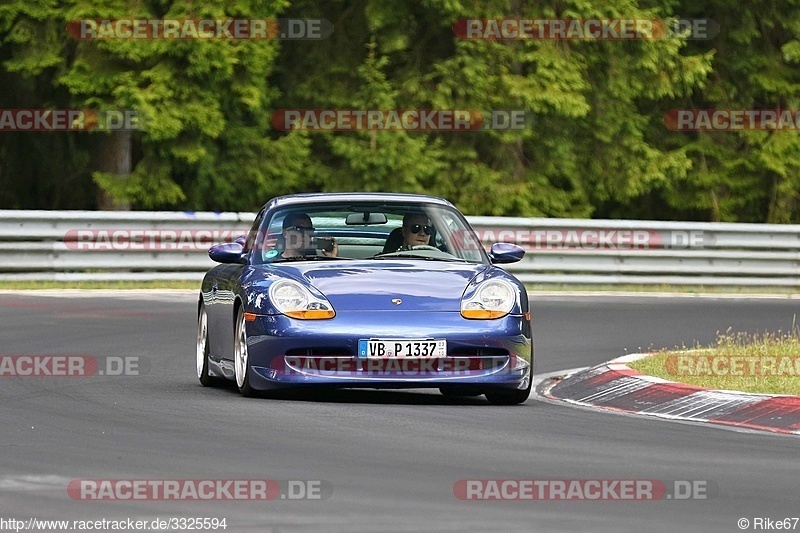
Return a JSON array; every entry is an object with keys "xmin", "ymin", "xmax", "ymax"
[{"xmin": 242, "ymin": 310, "xmax": 532, "ymax": 390}]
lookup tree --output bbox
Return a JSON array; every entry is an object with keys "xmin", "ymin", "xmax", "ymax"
[
  {"xmin": 658, "ymin": 0, "xmax": 800, "ymax": 222},
  {"xmin": 1, "ymin": 0, "xmax": 305, "ymax": 211},
  {"xmin": 275, "ymin": 0, "xmax": 713, "ymax": 217}
]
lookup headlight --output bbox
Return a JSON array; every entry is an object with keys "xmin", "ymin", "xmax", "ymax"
[
  {"xmin": 461, "ymin": 280, "xmax": 516, "ymax": 319},
  {"xmin": 268, "ymin": 280, "xmax": 335, "ymax": 319}
]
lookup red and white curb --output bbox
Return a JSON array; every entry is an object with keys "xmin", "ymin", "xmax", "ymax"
[{"xmin": 541, "ymin": 354, "xmax": 800, "ymax": 435}]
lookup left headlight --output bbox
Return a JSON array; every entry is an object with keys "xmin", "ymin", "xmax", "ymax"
[
  {"xmin": 461, "ymin": 280, "xmax": 517, "ymax": 319},
  {"xmin": 268, "ymin": 280, "xmax": 335, "ymax": 320}
]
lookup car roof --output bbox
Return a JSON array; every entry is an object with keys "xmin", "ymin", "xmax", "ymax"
[{"xmin": 262, "ymin": 192, "xmax": 456, "ymax": 212}]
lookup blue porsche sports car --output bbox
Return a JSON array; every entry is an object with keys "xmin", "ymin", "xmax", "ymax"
[{"xmin": 197, "ymin": 193, "xmax": 533, "ymax": 404}]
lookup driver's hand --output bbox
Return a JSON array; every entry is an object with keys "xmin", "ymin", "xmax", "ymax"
[{"xmin": 320, "ymin": 237, "xmax": 338, "ymax": 257}]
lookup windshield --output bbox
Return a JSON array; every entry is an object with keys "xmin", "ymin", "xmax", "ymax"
[{"xmin": 249, "ymin": 201, "xmax": 487, "ymax": 265}]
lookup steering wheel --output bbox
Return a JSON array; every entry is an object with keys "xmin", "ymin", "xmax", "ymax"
[{"xmin": 409, "ymin": 245, "xmax": 440, "ymax": 251}]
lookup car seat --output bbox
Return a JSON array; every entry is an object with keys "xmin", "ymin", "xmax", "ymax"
[{"xmin": 381, "ymin": 227, "xmax": 404, "ymax": 254}]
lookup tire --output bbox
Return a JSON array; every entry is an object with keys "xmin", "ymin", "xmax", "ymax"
[
  {"xmin": 234, "ymin": 306, "xmax": 257, "ymax": 397},
  {"xmin": 484, "ymin": 367, "xmax": 532, "ymax": 405},
  {"xmin": 439, "ymin": 386, "xmax": 483, "ymax": 398},
  {"xmin": 196, "ymin": 302, "xmax": 220, "ymax": 387}
]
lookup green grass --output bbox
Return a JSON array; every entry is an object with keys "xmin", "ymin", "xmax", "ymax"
[
  {"xmin": 0, "ymin": 280, "xmax": 199, "ymax": 290},
  {"xmin": 629, "ymin": 328, "xmax": 800, "ymax": 395}
]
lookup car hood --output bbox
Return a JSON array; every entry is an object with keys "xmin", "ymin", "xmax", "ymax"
[{"xmin": 268, "ymin": 260, "xmax": 489, "ymax": 311}]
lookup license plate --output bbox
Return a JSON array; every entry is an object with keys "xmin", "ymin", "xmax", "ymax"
[{"xmin": 358, "ymin": 339, "xmax": 447, "ymax": 359}]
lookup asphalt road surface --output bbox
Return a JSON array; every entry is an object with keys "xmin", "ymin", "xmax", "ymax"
[{"xmin": 0, "ymin": 291, "xmax": 798, "ymax": 532}]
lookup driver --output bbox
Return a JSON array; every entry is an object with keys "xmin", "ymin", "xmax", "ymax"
[
  {"xmin": 399, "ymin": 212, "xmax": 432, "ymax": 250},
  {"xmin": 281, "ymin": 213, "xmax": 338, "ymax": 258}
]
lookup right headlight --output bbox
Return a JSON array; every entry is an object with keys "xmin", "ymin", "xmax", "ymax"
[
  {"xmin": 461, "ymin": 280, "xmax": 516, "ymax": 319},
  {"xmin": 269, "ymin": 280, "xmax": 335, "ymax": 319}
]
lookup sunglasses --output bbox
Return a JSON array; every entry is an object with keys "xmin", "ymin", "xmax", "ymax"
[
  {"xmin": 286, "ymin": 225, "xmax": 315, "ymax": 234},
  {"xmin": 407, "ymin": 224, "xmax": 432, "ymax": 235}
]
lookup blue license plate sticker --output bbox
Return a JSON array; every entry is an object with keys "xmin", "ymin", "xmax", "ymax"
[{"xmin": 358, "ymin": 339, "xmax": 368, "ymax": 359}]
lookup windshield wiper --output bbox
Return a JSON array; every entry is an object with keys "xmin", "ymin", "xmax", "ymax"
[
  {"xmin": 371, "ymin": 253, "xmax": 467, "ymax": 262},
  {"xmin": 275, "ymin": 255, "xmax": 354, "ymax": 262}
]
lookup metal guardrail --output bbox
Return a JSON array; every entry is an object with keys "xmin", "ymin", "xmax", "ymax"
[
  {"xmin": 0, "ymin": 210, "xmax": 253, "ymax": 282},
  {"xmin": 0, "ymin": 210, "xmax": 798, "ymax": 286}
]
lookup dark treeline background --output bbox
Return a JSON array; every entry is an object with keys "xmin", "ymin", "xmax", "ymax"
[{"xmin": 1, "ymin": 0, "xmax": 799, "ymax": 221}]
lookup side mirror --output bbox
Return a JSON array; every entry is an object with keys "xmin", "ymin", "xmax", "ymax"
[
  {"xmin": 488, "ymin": 242, "xmax": 525, "ymax": 264},
  {"xmin": 209, "ymin": 242, "xmax": 246, "ymax": 264}
]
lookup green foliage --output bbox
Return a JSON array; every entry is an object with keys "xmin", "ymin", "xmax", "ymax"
[
  {"xmin": 277, "ymin": 0, "xmax": 715, "ymax": 216},
  {"xmin": 1, "ymin": 0, "xmax": 293, "ymax": 210},
  {"xmin": 658, "ymin": 0, "xmax": 800, "ymax": 222},
  {"xmin": 0, "ymin": 0, "xmax": 799, "ymax": 222}
]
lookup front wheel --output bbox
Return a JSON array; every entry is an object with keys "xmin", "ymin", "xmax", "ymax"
[
  {"xmin": 484, "ymin": 368, "xmax": 532, "ymax": 405},
  {"xmin": 234, "ymin": 307, "xmax": 257, "ymax": 397},
  {"xmin": 439, "ymin": 386, "xmax": 483, "ymax": 398},
  {"xmin": 197, "ymin": 302, "xmax": 220, "ymax": 387}
]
